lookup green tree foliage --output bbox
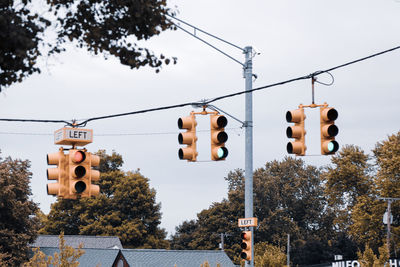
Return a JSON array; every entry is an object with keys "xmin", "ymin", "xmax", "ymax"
[
  {"xmin": 371, "ymin": 132, "xmax": 400, "ymax": 255},
  {"xmin": 48, "ymin": 0, "xmax": 177, "ymax": 72},
  {"xmin": 323, "ymin": 132, "xmax": 400, "ymax": 256},
  {"xmin": 24, "ymin": 232, "xmax": 85, "ymax": 267},
  {"xmin": 253, "ymin": 242, "xmax": 286, "ymax": 267},
  {"xmin": 171, "ymin": 157, "xmax": 329, "ymax": 265},
  {"xmin": 0, "ymin": 0, "xmax": 176, "ymax": 90},
  {"xmin": 0, "ymin": 0, "xmax": 50, "ymax": 91},
  {"xmin": 41, "ymin": 150, "xmax": 169, "ymax": 249},
  {"xmin": 322, "ymin": 145, "xmax": 373, "ymax": 230},
  {"xmin": 0, "ymin": 152, "xmax": 39, "ymax": 266},
  {"xmin": 357, "ymin": 244, "xmax": 388, "ymax": 267}
]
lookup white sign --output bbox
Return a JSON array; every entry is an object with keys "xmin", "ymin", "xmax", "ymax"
[
  {"xmin": 238, "ymin": 217, "xmax": 258, "ymax": 227},
  {"xmin": 54, "ymin": 127, "xmax": 93, "ymax": 146}
]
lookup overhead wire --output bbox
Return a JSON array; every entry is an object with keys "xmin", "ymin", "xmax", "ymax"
[{"xmin": 0, "ymin": 45, "xmax": 399, "ymax": 127}]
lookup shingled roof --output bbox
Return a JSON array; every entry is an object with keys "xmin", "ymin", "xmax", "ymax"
[
  {"xmin": 122, "ymin": 249, "xmax": 236, "ymax": 267},
  {"xmin": 31, "ymin": 235, "xmax": 123, "ymax": 249},
  {"xmin": 37, "ymin": 247, "xmax": 120, "ymax": 266}
]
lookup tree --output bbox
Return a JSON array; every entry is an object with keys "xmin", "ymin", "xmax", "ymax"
[
  {"xmin": 357, "ymin": 244, "xmax": 388, "ymax": 267},
  {"xmin": 0, "ymin": 151, "xmax": 39, "ymax": 266},
  {"xmin": 49, "ymin": 0, "xmax": 177, "ymax": 72},
  {"xmin": 0, "ymin": 0, "xmax": 50, "ymax": 91},
  {"xmin": 372, "ymin": 131, "xmax": 400, "ymax": 256},
  {"xmin": 1, "ymin": 0, "xmax": 177, "ymax": 90},
  {"xmin": 24, "ymin": 232, "xmax": 85, "ymax": 267},
  {"xmin": 253, "ymin": 242, "xmax": 286, "ymax": 267},
  {"xmin": 171, "ymin": 157, "xmax": 329, "ymax": 265},
  {"xmin": 41, "ymin": 150, "xmax": 169, "ymax": 249},
  {"xmin": 322, "ymin": 145, "xmax": 373, "ymax": 230}
]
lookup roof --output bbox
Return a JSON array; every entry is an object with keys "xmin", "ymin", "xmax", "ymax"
[
  {"xmin": 36, "ymin": 247, "xmax": 120, "ymax": 267},
  {"xmin": 122, "ymin": 249, "xmax": 236, "ymax": 267},
  {"xmin": 31, "ymin": 235, "xmax": 123, "ymax": 249}
]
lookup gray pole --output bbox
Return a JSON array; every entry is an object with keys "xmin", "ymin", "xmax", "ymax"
[
  {"xmin": 221, "ymin": 233, "xmax": 224, "ymax": 251},
  {"xmin": 387, "ymin": 200, "xmax": 391, "ymax": 255},
  {"xmin": 244, "ymin": 46, "xmax": 254, "ymax": 267},
  {"xmin": 287, "ymin": 234, "xmax": 290, "ymax": 267}
]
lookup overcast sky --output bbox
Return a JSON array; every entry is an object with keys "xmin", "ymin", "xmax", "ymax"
[{"xmin": 1, "ymin": 0, "xmax": 400, "ymax": 237}]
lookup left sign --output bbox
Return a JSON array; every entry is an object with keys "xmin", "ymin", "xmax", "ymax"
[{"xmin": 54, "ymin": 127, "xmax": 93, "ymax": 146}]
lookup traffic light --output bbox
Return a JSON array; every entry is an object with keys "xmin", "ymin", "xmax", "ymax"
[
  {"xmin": 47, "ymin": 150, "xmax": 68, "ymax": 198},
  {"xmin": 178, "ymin": 114, "xmax": 198, "ymax": 162},
  {"xmin": 320, "ymin": 106, "xmax": 339, "ymax": 155},
  {"xmin": 210, "ymin": 114, "xmax": 228, "ymax": 161},
  {"xmin": 286, "ymin": 108, "xmax": 306, "ymax": 156},
  {"xmin": 240, "ymin": 230, "xmax": 252, "ymax": 261},
  {"xmin": 68, "ymin": 149, "xmax": 100, "ymax": 198}
]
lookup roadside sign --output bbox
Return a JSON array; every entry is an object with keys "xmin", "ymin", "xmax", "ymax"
[
  {"xmin": 238, "ymin": 217, "xmax": 258, "ymax": 227},
  {"xmin": 54, "ymin": 127, "xmax": 93, "ymax": 146}
]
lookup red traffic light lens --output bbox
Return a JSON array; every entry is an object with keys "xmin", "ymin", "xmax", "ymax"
[{"xmin": 73, "ymin": 151, "xmax": 86, "ymax": 163}]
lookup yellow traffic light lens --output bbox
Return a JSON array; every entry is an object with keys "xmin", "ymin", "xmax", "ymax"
[
  {"xmin": 74, "ymin": 166, "xmax": 86, "ymax": 178},
  {"xmin": 75, "ymin": 181, "xmax": 86, "ymax": 193},
  {"xmin": 178, "ymin": 149, "xmax": 184, "ymax": 160},
  {"xmin": 216, "ymin": 132, "xmax": 228, "ymax": 143},
  {"xmin": 326, "ymin": 125, "xmax": 339, "ymax": 137}
]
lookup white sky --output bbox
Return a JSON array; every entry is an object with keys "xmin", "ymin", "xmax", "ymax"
[{"xmin": 1, "ymin": 0, "xmax": 400, "ymax": 237}]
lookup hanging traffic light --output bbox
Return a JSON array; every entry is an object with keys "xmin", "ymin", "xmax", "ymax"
[
  {"xmin": 286, "ymin": 107, "xmax": 306, "ymax": 156},
  {"xmin": 320, "ymin": 106, "xmax": 339, "ymax": 155},
  {"xmin": 68, "ymin": 149, "xmax": 100, "ymax": 198},
  {"xmin": 210, "ymin": 114, "xmax": 228, "ymax": 161},
  {"xmin": 178, "ymin": 114, "xmax": 198, "ymax": 162},
  {"xmin": 240, "ymin": 230, "xmax": 252, "ymax": 261},
  {"xmin": 47, "ymin": 149, "xmax": 68, "ymax": 198}
]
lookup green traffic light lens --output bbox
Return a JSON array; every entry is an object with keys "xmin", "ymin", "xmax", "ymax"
[
  {"xmin": 327, "ymin": 142, "xmax": 334, "ymax": 152},
  {"xmin": 327, "ymin": 141, "xmax": 339, "ymax": 153},
  {"xmin": 217, "ymin": 147, "xmax": 228, "ymax": 159}
]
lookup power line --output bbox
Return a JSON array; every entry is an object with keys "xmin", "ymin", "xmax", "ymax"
[
  {"xmin": 0, "ymin": 127, "xmax": 243, "ymax": 137},
  {"xmin": 0, "ymin": 45, "xmax": 399, "ymax": 127}
]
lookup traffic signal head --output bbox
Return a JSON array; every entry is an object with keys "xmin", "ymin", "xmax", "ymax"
[
  {"xmin": 320, "ymin": 107, "xmax": 339, "ymax": 155},
  {"xmin": 178, "ymin": 114, "xmax": 198, "ymax": 162},
  {"xmin": 47, "ymin": 150, "xmax": 68, "ymax": 197},
  {"xmin": 210, "ymin": 114, "xmax": 228, "ymax": 161},
  {"xmin": 240, "ymin": 230, "xmax": 252, "ymax": 261},
  {"xmin": 286, "ymin": 108, "xmax": 306, "ymax": 156},
  {"xmin": 68, "ymin": 150, "xmax": 100, "ymax": 198}
]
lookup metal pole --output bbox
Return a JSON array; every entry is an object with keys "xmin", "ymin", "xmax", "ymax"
[
  {"xmin": 244, "ymin": 46, "xmax": 254, "ymax": 267},
  {"xmin": 221, "ymin": 233, "xmax": 224, "ymax": 251},
  {"xmin": 287, "ymin": 234, "xmax": 290, "ymax": 266},
  {"xmin": 387, "ymin": 200, "xmax": 391, "ymax": 256}
]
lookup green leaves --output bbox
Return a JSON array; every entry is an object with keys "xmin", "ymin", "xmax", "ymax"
[
  {"xmin": 0, "ymin": 152, "xmax": 39, "ymax": 266},
  {"xmin": 41, "ymin": 150, "xmax": 169, "ymax": 249}
]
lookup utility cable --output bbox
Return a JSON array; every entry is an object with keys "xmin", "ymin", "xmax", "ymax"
[{"xmin": 0, "ymin": 45, "xmax": 399, "ymax": 126}]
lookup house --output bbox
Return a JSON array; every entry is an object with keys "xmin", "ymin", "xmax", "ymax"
[{"xmin": 31, "ymin": 235, "xmax": 236, "ymax": 267}]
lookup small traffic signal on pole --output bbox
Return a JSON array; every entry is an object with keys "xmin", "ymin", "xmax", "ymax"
[
  {"xmin": 178, "ymin": 113, "xmax": 198, "ymax": 161},
  {"xmin": 240, "ymin": 230, "xmax": 252, "ymax": 261},
  {"xmin": 320, "ymin": 106, "xmax": 339, "ymax": 155},
  {"xmin": 286, "ymin": 108, "xmax": 306, "ymax": 156},
  {"xmin": 68, "ymin": 150, "xmax": 100, "ymax": 198},
  {"xmin": 47, "ymin": 150, "xmax": 68, "ymax": 198},
  {"xmin": 210, "ymin": 114, "xmax": 228, "ymax": 161}
]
